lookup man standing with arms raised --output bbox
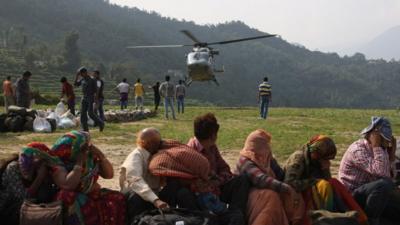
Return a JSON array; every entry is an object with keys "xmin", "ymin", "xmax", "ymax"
[{"xmin": 74, "ymin": 67, "xmax": 104, "ymax": 132}]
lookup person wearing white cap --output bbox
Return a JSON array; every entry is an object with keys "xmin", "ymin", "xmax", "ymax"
[{"xmin": 338, "ymin": 117, "xmax": 399, "ymax": 225}]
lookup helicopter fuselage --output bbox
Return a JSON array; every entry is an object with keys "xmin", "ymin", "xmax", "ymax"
[{"xmin": 186, "ymin": 48, "xmax": 216, "ymax": 83}]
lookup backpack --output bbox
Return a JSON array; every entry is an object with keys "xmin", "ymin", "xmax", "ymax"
[{"xmin": 132, "ymin": 208, "xmax": 218, "ymax": 225}]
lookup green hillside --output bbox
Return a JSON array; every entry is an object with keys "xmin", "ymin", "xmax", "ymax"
[{"xmin": 1, "ymin": 0, "xmax": 400, "ymax": 108}]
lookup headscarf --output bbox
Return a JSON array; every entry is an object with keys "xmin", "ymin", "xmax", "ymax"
[
  {"xmin": 19, "ymin": 142, "xmax": 63, "ymax": 180},
  {"xmin": 361, "ymin": 116, "xmax": 392, "ymax": 141},
  {"xmin": 306, "ymin": 135, "xmax": 336, "ymax": 160},
  {"xmin": 50, "ymin": 130, "xmax": 90, "ymax": 162},
  {"xmin": 51, "ymin": 130, "xmax": 96, "ymax": 193},
  {"xmin": 239, "ymin": 129, "xmax": 274, "ymax": 176}
]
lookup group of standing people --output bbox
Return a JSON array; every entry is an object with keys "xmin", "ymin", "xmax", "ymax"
[
  {"xmin": 2, "ymin": 71, "xmax": 33, "ymax": 112},
  {"xmin": 114, "ymin": 75, "xmax": 187, "ymax": 119},
  {"xmin": 2, "ymin": 69, "xmax": 189, "ymax": 133}
]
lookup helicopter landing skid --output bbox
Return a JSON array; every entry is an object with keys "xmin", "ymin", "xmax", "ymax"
[
  {"xmin": 185, "ymin": 79, "xmax": 193, "ymax": 86},
  {"xmin": 213, "ymin": 78, "xmax": 220, "ymax": 86}
]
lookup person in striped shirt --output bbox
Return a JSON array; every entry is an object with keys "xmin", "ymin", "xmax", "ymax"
[
  {"xmin": 258, "ymin": 77, "xmax": 272, "ymax": 119},
  {"xmin": 338, "ymin": 117, "xmax": 399, "ymax": 225}
]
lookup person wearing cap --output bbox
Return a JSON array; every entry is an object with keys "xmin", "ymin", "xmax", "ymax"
[
  {"xmin": 74, "ymin": 67, "xmax": 104, "ymax": 132},
  {"xmin": 258, "ymin": 77, "xmax": 272, "ymax": 119},
  {"xmin": 338, "ymin": 117, "xmax": 399, "ymax": 225}
]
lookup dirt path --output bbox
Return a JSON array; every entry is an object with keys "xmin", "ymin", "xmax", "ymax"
[{"xmin": 0, "ymin": 142, "xmax": 346, "ymax": 191}]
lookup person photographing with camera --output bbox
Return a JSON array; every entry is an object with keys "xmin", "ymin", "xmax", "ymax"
[
  {"xmin": 339, "ymin": 117, "xmax": 399, "ymax": 225},
  {"xmin": 74, "ymin": 67, "xmax": 104, "ymax": 132}
]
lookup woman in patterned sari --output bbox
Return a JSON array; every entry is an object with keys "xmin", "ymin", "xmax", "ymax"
[
  {"xmin": 48, "ymin": 131, "xmax": 125, "ymax": 225},
  {"xmin": 284, "ymin": 135, "xmax": 368, "ymax": 225}
]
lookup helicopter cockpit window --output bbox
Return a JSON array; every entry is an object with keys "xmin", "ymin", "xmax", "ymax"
[{"xmin": 187, "ymin": 52, "xmax": 209, "ymax": 66}]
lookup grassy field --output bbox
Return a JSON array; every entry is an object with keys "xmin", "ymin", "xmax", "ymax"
[{"xmin": 1, "ymin": 106, "xmax": 399, "ymax": 189}]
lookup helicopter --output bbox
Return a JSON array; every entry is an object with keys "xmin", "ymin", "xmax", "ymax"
[{"xmin": 127, "ymin": 30, "xmax": 276, "ymax": 86}]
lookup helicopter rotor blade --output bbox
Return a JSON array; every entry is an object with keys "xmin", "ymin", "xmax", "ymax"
[
  {"xmin": 126, "ymin": 44, "xmax": 192, "ymax": 49},
  {"xmin": 207, "ymin": 34, "xmax": 276, "ymax": 45},
  {"xmin": 181, "ymin": 30, "xmax": 202, "ymax": 44}
]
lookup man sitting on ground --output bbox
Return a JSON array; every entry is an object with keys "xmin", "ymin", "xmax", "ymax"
[
  {"xmin": 187, "ymin": 113, "xmax": 250, "ymax": 224},
  {"xmin": 339, "ymin": 117, "xmax": 400, "ymax": 225},
  {"xmin": 121, "ymin": 128, "xmax": 196, "ymax": 223}
]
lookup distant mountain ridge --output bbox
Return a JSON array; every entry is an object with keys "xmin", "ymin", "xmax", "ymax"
[
  {"xmin": 360, "ymin": 25, "xmax": 400, "ymax": 60},
  {"xmin": 1, "ymin": 0, "xmax": 400, "ymax": 108}
]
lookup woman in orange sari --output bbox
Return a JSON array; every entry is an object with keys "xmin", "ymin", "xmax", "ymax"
[{"xmin": 236, "ymin": 129, "xmax": 303, "ymax": 225}]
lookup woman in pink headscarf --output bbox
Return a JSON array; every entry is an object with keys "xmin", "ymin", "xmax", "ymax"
[{"xmin": 236, "ymin": 129, "xmax": 304, "ymax": 225}]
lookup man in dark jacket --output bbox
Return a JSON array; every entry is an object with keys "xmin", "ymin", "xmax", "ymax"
[
  {"xmin": 74, "ymin": 67, "xmax": 104, "ymax": 132},
  {"xmin": 15, "ymin": 71, "xmax": 32, "ymax": 108}
]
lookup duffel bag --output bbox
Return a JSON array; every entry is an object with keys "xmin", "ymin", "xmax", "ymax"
[{"xmin": 132, "ymin": 208, "xmax": 217, "ymax": 225}]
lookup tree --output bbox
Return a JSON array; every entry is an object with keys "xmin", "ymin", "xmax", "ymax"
[{"xmin": 63, "ymin": 31, "xmax": 81, "ymax": 72}]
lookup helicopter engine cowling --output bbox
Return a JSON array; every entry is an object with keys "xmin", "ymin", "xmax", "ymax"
[{"xmin": 210, "ymin": 50, "xmax": 219, "ymax": 55}]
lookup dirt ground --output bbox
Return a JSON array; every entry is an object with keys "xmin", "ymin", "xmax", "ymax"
[{"xmin": 0, "ymin": 142, "xmax": 342, "ymax": 191}]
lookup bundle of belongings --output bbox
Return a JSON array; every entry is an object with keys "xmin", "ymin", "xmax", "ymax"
[
  {"xmin": 0, "ymin": 102, "xmax": 81, "ymax": 133},
  {"xmin": 105, "ymin": 109, "xmax": 156, "ymax": 123},
  {"xmin": 0, "ymin": 105, "xmax": 56, "ymax": 133}
]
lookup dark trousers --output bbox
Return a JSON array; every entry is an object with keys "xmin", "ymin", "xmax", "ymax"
[
  {"xmin": 353, "ymin": 178, "xmax": 395, "ymax": 223},
  {"xmin": 154, "ymin": 96, "xmax": 160, "ymax": 111},
  {"xmin": 80, "ymin": 98, "xmax": 103, "ymax": 132},
  {"xmin": 177, "ymin": 96, "xmax": 184, "ymax": 113},
  {"xmin": 219, "ymin": 175, "xmax": 250, "ymax": 225},
  {"xmin": 95, "ymin": 98, "xmax": 105, "ymax": 121},
  {"xmin": 67, "ymin": 99, "xmax": 76, "ymax": 116},
  {"xmin": 126, "ymin": 180, "xmax": 198, "ymax": 224}
]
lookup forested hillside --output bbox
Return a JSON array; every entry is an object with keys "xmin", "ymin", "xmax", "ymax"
[{"xmin": 1, "ymin": 0, "xmax": 400, "ymax": 108}]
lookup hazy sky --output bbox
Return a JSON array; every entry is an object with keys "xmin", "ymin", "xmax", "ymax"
[{"xmin": 110, "ymin": 0, "xmax": 400, "ymax": 54}]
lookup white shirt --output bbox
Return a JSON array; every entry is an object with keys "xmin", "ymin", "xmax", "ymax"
[
  {"xmin": 116, "ymin": 82, "xmax": 130, "ymax": 93},
  {"xmin": 120, "ymin": 147, "xmax": 161, "ymax": 203}
]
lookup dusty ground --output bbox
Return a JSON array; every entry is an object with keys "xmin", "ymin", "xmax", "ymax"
[{"xmin": 0, "ymin": 142, "xmax": 342, "ymax": 191}]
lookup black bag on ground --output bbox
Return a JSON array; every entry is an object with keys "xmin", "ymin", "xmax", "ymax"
[
  {"xmin": 0, "ymin": 113, "xmax": 8, "ymax": 132},
  {"xmin": 9, "ymin": 115, "xmax": 25, "ymax": 132},
  {"xmin": 8, "ymin": 105, "xmax": 28, "ymax": 116},
  {"xmin": 46, "ymin": 118, "xmax": 57, "ymax": 132},
  {"xmin": 132, "ymin": 208, "xmax": 218, "ymax": 225}
]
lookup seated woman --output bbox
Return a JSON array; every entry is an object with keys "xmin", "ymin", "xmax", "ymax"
[
  {"xmin": 0, "ymin": 143, "xmax": 54, "ymax": 225},
  {"xmin": 284, "ymin": 135, "xmax": 368, "ymax": 225},
  {"xmin": 47, "ymin": 131, "xmax": 125, "ymax": 225},
  {"xmin": 236, "ymin": 129, "xmax": 303, "ymax": 225}
]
